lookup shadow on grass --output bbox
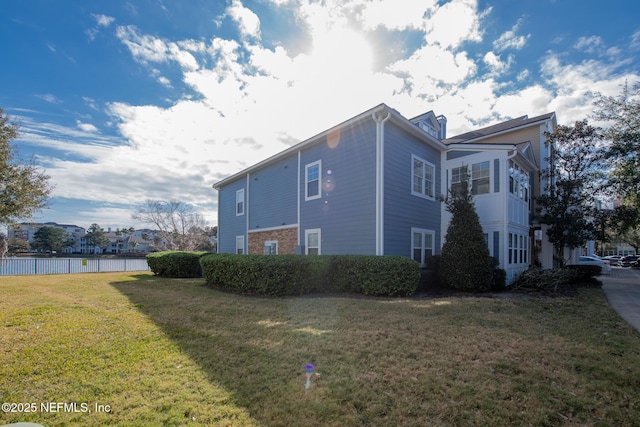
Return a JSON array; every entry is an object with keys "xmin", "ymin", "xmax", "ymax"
[{"xmin": 109, "ymin": 275, "xmax": 353, "ymax": 425}]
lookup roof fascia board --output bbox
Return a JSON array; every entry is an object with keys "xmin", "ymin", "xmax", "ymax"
[
  {"xmin": 447, "ymin": 142, "xmax": 538, "ymax": 171},
  {"xmin": 452, "ymin": 113, "xmax": 556, "ymax": 144},
  {"xmin": 213, "ymin": 104, "xmax": 388, "ymax": 189}
]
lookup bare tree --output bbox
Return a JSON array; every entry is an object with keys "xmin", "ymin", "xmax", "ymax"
[
  {"xmin": 0, "ymin": 234, "xmax": 7, "ymax": 260},
  {"xmin": 132, "ymin": 200, "xmax": 210, "ymax": 251}
]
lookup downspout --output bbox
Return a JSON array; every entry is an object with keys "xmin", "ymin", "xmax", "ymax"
[
  {"xmin": 246, "ymin": 173, "xmax": 250, "ymax": 254},
  {"xmin": 297, "ymin": 151, "xmax": 301, "ymax": 247},
  {"xmin": 372, "ymin": 110, "xmax": 391, "ymax": 256}
]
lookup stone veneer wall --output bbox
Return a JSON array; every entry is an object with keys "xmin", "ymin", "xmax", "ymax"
[{"xmin": 248, "ymin": 227, "xmax": 298, "ymax": 255}]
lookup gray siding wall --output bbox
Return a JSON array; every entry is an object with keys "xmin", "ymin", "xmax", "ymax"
[
  {"xmin": 299, "ymin": 120, "xmax": 377, "ymax": 254},
  {"xmin": 218, "ymin": 177, "xmax": 247, "ymax": 253},
  {"xmin": 446, "ymin": 150, "xmax": 481, "ymax": 160},
  {"xmin": 249, "ymin": 155, "xmax": 298, "ymax": 230},
  {"xmin": 383, "ymin": 122, "xmax": 442, "ymax": 257}
]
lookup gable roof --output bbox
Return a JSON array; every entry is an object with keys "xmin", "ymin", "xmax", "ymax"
[
  {"xmin": 213, "ymin": 103, "xmax": 447, "ymax": 189},
  {"xmin": 444, "ymin": 112, "xmax": 556, "ymax": 145}
]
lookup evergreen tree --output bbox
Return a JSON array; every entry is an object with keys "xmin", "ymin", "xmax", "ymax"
[
  {"xmin": 32, "ymin": 226, "xmax": 69, "ymax": 253},
  {"xmin": 440, "ymin": 170, "xmax": 492, "ymax": 292},
  {"xmin": 85, "ymin": 223, "xmax": 110, "ymax": 254},
  {"xmin": 537, "ymin": 120, "xmax": 605, "ymax": 266}
]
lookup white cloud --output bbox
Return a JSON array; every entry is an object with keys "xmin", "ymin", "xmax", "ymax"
[
  {"xmin": 493, "ymin": 20, "xmax": 530, "ymax": 52},
  {"xmin": 35, "ymin": 94, "xmax": 62, "ymax": 104},
  {"xmin": 483, "ymin": 51, "xmax": 510, "ymax": 75},
  {"xmin": 227, "ymin": 0, "xmax": 261, "ymax": 40},
  {"xmin": 574, "ymin": 35, "xmax": 604, "ymax": 53},
  {"xmin": 356, "ymin": 0, "xmax": 437, "ymax": 31},
  {"xmin": 76, "ymin": 120, "xmax": 98, "ymax": 133},
  {"xmin": 93, "ymin": 14, "xmax": 115, "ymax": 27},
  {"xmin": 425, "ymin": 0, "xmax": 483, "ymax": 49},
  {"xmin": 115, "ymin": 25, "xmax": 198, "ymax": 71}
]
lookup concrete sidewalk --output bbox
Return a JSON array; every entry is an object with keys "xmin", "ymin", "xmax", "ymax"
[{"xmin": 600, "ymin": 267, "xmax": 640, "ymax": 333}]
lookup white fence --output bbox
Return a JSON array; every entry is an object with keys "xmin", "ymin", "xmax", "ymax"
[{"xmin": 0, "ymin": 257, "xmax": 150, "ymax": 276}]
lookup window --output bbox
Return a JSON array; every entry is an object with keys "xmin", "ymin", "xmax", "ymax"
[
  {"xmin": 412, "ymin": 155, "xmax": 435, "ymax": 199},
  {"xmin": 305, "ymin": 161, "xmax": 321, "ymax": 200},
  {"xmin": 451, "ymin": 166, "xmax": 468, "ymax": 194},
  {"xmin": 471, "ymin": 161, "xmax": 490, "ymax": 195},
  {"xmin": 509, "ymin": 161, "xmax": 529, "ymax": 202},
  {"xmin": 236, "ymin": 235, "xmax": 245, "ymax": 255},
  {"xmin": 305, "ymin": 229, "xmax": 321, "ymax": 255},
  {"xmin": 508, "ymin": 232, "xmax": 529, "ymax": 265},
  {"xmin": 412, "ymin": 228, "xmax": 434, "ymax": 265},
  {"xmin": 264, "ymin": 240, "xmax": 278, "ymax": 255},
  {"xmin": 236, "ymin": 189, "xmax": 245, "ymax": 216}
]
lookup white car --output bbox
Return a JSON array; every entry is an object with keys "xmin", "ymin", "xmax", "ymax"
[
  {"xmin": 578, "ymin": 256, "xmax": 611, "ymax": 274},
  {"xmin": 602, "ymin": 255, "xmax": 622, "ymax": 266}
]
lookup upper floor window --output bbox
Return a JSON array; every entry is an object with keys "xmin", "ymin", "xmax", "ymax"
[
  {"xmin": 451, "ymin": 166, "xmax": 468, "ymax": 194},
  {"xmin": 509, "ymin": 160, "xmax": 529, "ymax": 202},
  {"xmin": 236, "ymin": 189, "xmax": 245, "ymax": 216},
  {"xmin": 305, "ymin": 161, "xmax": 321, "ymax": 201},
  {"xmin": 471, "ymin": 161, "xmax": 490, "ymax": 195},
  {"xmin": 412, "ymin": 155, "xmax": 435, "ymax": 199}
]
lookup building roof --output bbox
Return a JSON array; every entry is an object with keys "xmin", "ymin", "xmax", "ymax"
[
  {"xmin": 444, "ymin": 112, "xmax": 556, "ymax": 145},
  {"xmin": 213, "ymin": 103, "xmax": 448, "ymax": 189}
]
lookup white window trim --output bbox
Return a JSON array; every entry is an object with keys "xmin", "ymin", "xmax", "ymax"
[
  {"xmin": 411, "ymin": 227, "xmax": 435, "ymax": 265},
  {"xmin": 411, "ymin": 155, "xmax": 436, "ymax": 200},
  {"xmin": 305, "ymin": 228, "xmax": 321, "ymax": 255},
  {"xmin": 235, "ymin": 235, "xmax": 245, "ymax": 255},
  {"xmin": 236, "ymin": 189, "xmax": 245, "ymax": 216},
  {"xmin": 305, "ymin": 160, "xmax": 322, "ymax": 201},
  {"xmin": 471, "ymin": 161, "xmax": 491, "ymax": 195},
  {"xmin": 264, "ymin": 240, "xmax": 278, "ymax": 255}
]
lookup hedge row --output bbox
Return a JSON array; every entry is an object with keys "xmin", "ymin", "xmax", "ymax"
[
  {"xmin": 511, "ymin": 264, "xmax": 602, "ymax": 292},
  {"xmin": 146, "ymin": 251, "xmax": 208, "ymax": 278},
  {"xmin": 200, "ymin": 254, "xmax": 420, "ymax": 297}
]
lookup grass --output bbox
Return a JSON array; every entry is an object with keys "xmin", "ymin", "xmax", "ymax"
[{"xmin": 1, "ymin": 272, "xmax": 640, "ymax": 426}]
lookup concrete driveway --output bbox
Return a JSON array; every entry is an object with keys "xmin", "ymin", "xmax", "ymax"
[{"xmin": 600, "ymin": 267, "xmax": 640, "ymax": 333}]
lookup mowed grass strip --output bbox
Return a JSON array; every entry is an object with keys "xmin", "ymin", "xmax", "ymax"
[{"xmin": 1, "ymin": 272, "xmax": 639, "ymax": 426}]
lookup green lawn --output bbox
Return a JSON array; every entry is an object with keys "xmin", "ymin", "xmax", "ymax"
[{"xmin": 1, "ymin": 272, "xmax": 640, "ymax": 426}]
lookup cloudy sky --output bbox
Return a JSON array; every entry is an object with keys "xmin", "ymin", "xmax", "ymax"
[{"xmin": 2, "ymin": 0, "xmax": 639, "ymax": 230}]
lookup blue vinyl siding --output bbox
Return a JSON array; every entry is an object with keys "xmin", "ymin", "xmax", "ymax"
[
  {"xmin": 299, "ymin": 120, "xmax": 377, "ymax": 254},
  {"xmin": 249, "ymin": 155, "xmax": 298, "ymax": 230},
  {"xmin": 383, "ymin": 122, "xmax": 442, "ymax": 257},
  {"xmin": 217, "ymin": 178, "xmax": 247, "ymax": 253}
]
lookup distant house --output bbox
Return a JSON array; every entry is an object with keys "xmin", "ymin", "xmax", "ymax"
[{"xmin": 213, "ymin": 104, "xmax": 558, "ymax": 283}]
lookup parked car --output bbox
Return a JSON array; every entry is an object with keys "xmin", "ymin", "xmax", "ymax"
[
  {"xmin": 620, "ymin": 255, "xmax": 639, "ymax": 267},
  {"xmin": 578, "ymin": 256, "xmax": 611, "ymax": 274},
  {"xmin": 602, "ymin": 255, "xmax": 622, "ymax": 266}
]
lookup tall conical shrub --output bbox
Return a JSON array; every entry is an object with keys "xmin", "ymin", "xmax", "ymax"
[{"xmin": 440, "ymin": 172, "xmax": 492, "ymax": 292}]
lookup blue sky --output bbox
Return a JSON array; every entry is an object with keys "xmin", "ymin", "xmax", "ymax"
[{"xmin": 2, "ymin": 0, "xmax": 639, "ymax": 231}]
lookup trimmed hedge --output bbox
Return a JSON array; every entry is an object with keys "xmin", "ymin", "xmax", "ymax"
[
  {"xmin": 146, "ymin": 251, "xmax": 208, "ymax": 278},
  {"xmin": 511, "ymin": 265, "xmax": 602, "ymax": 293},
  {"xmin": 200, "ymin": 254, "xmax": 420, "ymax": 297}
]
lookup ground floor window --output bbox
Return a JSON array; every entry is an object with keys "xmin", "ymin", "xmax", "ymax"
[
  {"xmin": 305, "ymin": 229, "xmax": 321, "ymax": 255},
  {"xmin": 264, "ymin": 240, "xmax": 278, "ymax": 255},
  {"xmin": 412, "ymin": 228, "xmax": 434, "ymax": 265},
  {"xmin": 508, "ymin": 232, "xmax": 528, "ymax": 265},
  {"xmin": 236, "ymin": 235, "xmax": 245, "ymax": 255}
]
